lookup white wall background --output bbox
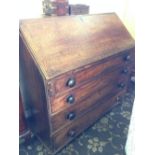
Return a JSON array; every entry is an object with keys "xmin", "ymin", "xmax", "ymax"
[
  {"xmin": 19, "ymin": 0, "xmax": 43, "ymax": 19},
  {"xmin": 19, "ymin": 0, "xmax": 134, "ymax": 37}
]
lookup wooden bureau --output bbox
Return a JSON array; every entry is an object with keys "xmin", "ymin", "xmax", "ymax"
[{"xmin": 19, "ymin": 13, "xmax": 135, "ymax": 154}]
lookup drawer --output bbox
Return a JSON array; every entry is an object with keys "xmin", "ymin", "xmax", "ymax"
[
  {"xmin": 50, "ymin": 75, "xmax": 128, "ymax": 132},
  {"xmin": 52, "ymin": 48, "xmax": 134, "ymax": 94},
  {"xmin": 50, "ymin": 66, "xmax": 131, "ymax": 113},
  {"xmin": 51, "ymin": 90, "xmax": 125, "ymax": 150}
]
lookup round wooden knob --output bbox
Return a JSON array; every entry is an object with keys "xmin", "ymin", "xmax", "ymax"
[
  {"xmin": 66, "ymin": 95, "xmax": 75, "ymax": 104},
  {"xmin": 66, "ymin": 78, "xmax": 76, "ymax": 87},
  {"xmin": 118, "ymin": 83, "xmax": 125, "ymax": 89},
  {"xmin": 67, "ymin": 112, "xmax": 76, "ymax": 120},
  {"xmin": 124, "ymin": 55, "xmax": 131, "ymax": 61},
  {"xmin": 122, "ymin": 68, "xmax": 128, "ymax": 74}
]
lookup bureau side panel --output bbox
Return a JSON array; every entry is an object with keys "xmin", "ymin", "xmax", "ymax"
[{"xmin": 19, "ymin": 34, "xmax": 52, "ymax": 148}]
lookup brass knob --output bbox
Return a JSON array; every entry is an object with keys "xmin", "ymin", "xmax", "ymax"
[
  {"xmin": 67, "ymin": 112, "xmax": 76, "ymax": 120},
  {"xmin": 66, "ymin": 78, "xmax": 76, "ymax": 88},
  {"xmin": 68, "ymin": 130, "xmax": 76, "ymax": 137},
  {"xmin": 66, "ymin": 95, "xmax": 75, "ymax": 104}
]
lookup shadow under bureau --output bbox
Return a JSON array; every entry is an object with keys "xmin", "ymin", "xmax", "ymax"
[{"xmin": 19, "ymin": 13, "xmax": 135, "ymax": 154}]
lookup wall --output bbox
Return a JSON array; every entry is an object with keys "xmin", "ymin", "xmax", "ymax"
[
  {"xmin": 19, "ymin": 0, "xmax": 43, "ymax": 19},
  {"xmin": 19, "ymin": 0, "xmax": 135, "ymax": 38}
]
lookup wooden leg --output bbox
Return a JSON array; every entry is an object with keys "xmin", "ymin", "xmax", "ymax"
[{"xmin": 19, "ymin": 88, "xmax": 31, "ymax": 143}]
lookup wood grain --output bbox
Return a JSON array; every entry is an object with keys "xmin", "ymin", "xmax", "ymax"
[
  {"xmin": 51, "ymin": 74, "xmax": 129, "ymax": 132},
  {"xmin": 50, "ymin": 66, "xmax": 131, "ymax": 114},
  {"xmin": 19, "ymin": 34, "xmax": 53, "ymax": 150},
  {"xmin": 53, "ymin": 48, "xmax": 134, "ymax": 94},
  {"xmin": 51, "ymin": 91, "xmax": 125, "ymax": 150},
  {"xmin": 19, "ymin": 13, "xmax": 134, "ymax": 79},
  {"xmin": 19, "ymin": 13, "xmax": 135, "ymax": 154}
]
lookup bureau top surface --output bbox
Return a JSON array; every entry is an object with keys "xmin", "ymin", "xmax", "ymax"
[{"xmin": 19, "ymin": 13, "xmax": 134, "ymax": 80}]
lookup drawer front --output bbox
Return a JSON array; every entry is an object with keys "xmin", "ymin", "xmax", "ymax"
[
  {"xmin": 53, "ymin": 48, "xmax": 134, "ymax": 95},
  {"xmin": 50, "ymin": 75, "xmax": 128, "ymax": 132},
  {"xmin": 51, "ymin": 91, "xmax": 125, "ymax": 150},
  {"xmin": 50, "ymin": 66, "xmax": 131, "ymax": 113}
]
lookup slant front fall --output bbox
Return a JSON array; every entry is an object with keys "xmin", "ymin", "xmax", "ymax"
[{"xmin": 19, "ymin": 13, "xmax": 135, "ymax": 154}]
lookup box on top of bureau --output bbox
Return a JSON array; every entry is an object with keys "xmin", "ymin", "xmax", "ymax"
[{"xmin": 19, "ymin": 13, "xmax": 135, "ymax": 154}]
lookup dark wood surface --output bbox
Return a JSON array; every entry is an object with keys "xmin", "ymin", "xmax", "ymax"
[
  {"xmin": 53, "ymin": 48, "xmax": 134, "ymax": 94},
  {"xmin": 19, "ymin": 13, "xmax": 135, "ymax": 154},
  {"xmin": 51, "ymin": 91, "xmax": 125, "ymax": 151},
  {"xmin": 50, "ymin": 65, "xmax": 131, "ymax": 114},
  {"xmin": 19, "ymin": 34, "xmax": 53, "ymax": 150},
  {"xmin": 51, "ymin": 75, "xmax": 128, "ymax": 132},
  {"xmin": 19, "ymin": 89, "xmax": 28, "ymax": 135},
  {"xmin": 19, "ymin": 13, "xmax": 134, "ymax": 79},
  {"xmin": 19, "ymin": 88, "xmax": 32, "ymax": 142}
]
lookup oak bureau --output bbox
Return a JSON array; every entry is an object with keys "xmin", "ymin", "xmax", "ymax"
[{"xmin": 19, "ymin": 13, "xmax": 135, "ymax": 154}]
